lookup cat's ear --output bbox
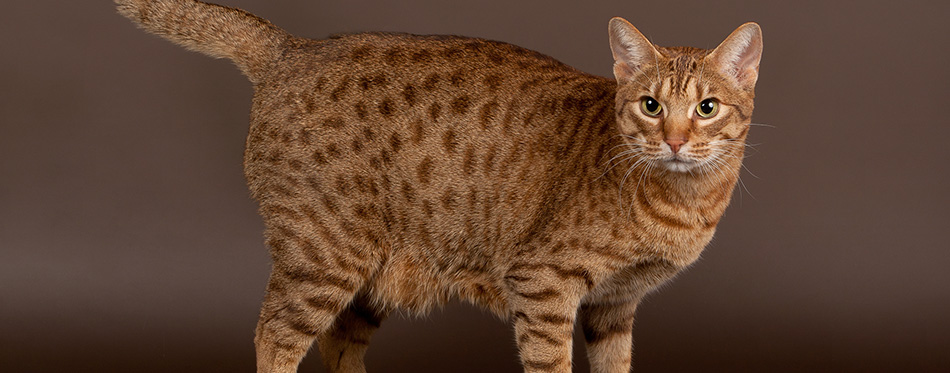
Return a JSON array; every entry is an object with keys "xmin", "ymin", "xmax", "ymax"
[
  {"xmin": 707, "ymin": 22, "xmax": 763, "ymax": 91},
  {"xmin": 608, "ymin": 17, "xmax": 662, "ymax": 82}
]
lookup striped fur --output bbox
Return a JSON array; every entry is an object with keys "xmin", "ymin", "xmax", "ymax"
[{"xmin": 116, "ymin": 2, "xmax": 762, "ymax": 372}]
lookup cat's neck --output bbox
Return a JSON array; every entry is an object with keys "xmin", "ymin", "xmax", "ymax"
[{"xmin": 597, "ymin": 135, "xmax": 743, "ymax": 228}]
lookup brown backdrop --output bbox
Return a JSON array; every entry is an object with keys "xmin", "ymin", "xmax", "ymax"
[{"xmin": 2, "ymin": 1, "xmax": 948, "ymax": 372}]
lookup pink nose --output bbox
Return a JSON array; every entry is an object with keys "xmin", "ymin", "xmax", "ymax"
[{"xmin": 665, "ymin": 138, "xmax": 686, "ymax": 153}]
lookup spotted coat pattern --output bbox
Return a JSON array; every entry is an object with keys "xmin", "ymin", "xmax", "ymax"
[{"xmin": 116, "ymin": 1, "xmax": 761, "ymax": 372}]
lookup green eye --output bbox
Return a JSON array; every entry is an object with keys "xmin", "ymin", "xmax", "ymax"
[
  {"xmin": 696, "ymin": 98, "xmax": 719, "ymax": 118},
  {"xmin": 640, "ymin": 97, "xmax": 662, "ymax": 117}
]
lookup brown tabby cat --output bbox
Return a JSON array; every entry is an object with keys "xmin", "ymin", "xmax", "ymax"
[{"xmin": 115, "ymin": 0, "xmax": 763, "ymax": 372}]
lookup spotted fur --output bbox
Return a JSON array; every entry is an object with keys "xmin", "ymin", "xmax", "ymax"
[{"xmin": 116, "ymin": 1, "xmax": 763, "ymax": 372}]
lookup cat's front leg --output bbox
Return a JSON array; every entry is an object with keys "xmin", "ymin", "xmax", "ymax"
[
  {"xmin": 579, "ymin": 301, "xmax": 638, "ymax": 373},
  {"xmin": 505, "ymin": 263, "xmax": 587, "ymax": 372}
]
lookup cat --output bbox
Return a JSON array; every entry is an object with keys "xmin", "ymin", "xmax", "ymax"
[{"xmin": 115, "ymin": 0, "xmax": 762, "ymax": 372}]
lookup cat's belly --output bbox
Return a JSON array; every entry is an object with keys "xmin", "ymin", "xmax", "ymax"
[{"xmin": 366, "ymin": 247, "xmax": 510, "ymax": 316}]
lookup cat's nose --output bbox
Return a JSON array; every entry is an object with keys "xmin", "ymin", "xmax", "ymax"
[{"xmin": 665, "ymin": 138, "xmax": 686, "ymax": 153}]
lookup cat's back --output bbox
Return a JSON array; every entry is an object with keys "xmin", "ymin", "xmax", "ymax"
[
  {"xmin": 278, "ymin": 31, "xmax": 578, "ymax": 80},
  {"xmin": 245, "ymin": 31, "xmax": 612, "ymax": 205}
]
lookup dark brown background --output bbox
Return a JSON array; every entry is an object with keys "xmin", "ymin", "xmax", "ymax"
[{"xmin": 2, "ymin": 0, "xmax": 948, "ymax": 372}]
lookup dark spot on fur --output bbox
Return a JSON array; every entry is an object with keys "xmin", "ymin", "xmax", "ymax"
[
  {"xmin": 478, "ymin": 100, "xmax": 499, "ymax": 129},
  {"xmin": 266, "ymin": 149, "xmax": 283, "ymax": 164},
  {"xmin": 313, "ymin": 150, "xmax": 328, "ymax": 165},
  {"xmin": 384, "ymin": 48, "xmax": 403, "ymax": 66},
  {"xmin": 422, "ymin": 200, "xmax": 434, "ymax": 218},
  {"xmin": 483, "ymin": 146, "xmax": 497, "ymax": 173},
  {"xmin": 443, "ymin": 47, "xmax": 464, "ymax": 59},
  {"xmin": 326, "ymin": 143, "xmax": 341, "ymax": 159},
  {"xmin": 330, "ymin": 76, "xmax": 350, "ymax": 101},
  {"xmin": 411, "ymin": 49, "xmax": 433, "ymax": 63},
  {"xmin": 359, "ymin": 74, "xmax": 388, "ymax": 91},
  {"xmin": 402, "ymin": 183, "xmax": 415, "ymax": 203},
  {"xmin": 450, "ymin": 95, "xmax": 471, "ymax": 115},
  {"xmin": 379, "ymin": 98, "xmax": 394, "ymax": 117},
  {"xmin": 402, "ymin": 84, "xmax": 417, "ymax": 107},
  {"xmin": 412, "ymin": 121, "xmax": 425, "ymax": 144},
  {"xmin": 449, "ymin": 71, "xmax": 465, "ymax": 87},
  {"xmin": 442, "ymin": 129, "xmax": 457, "ymax": 153},
  {"xmin": 441, "ymin": 188, "xmax": 456, "ymax": 211},
  {"xmin": 428, "ymin": 102, "xmax": 442, "ymax": 122},
  {"xmin": 486, "ymin": 51, "xmax": 506, "ymax": 65},
  {"xmin": 417, "ymin": 157, "xmax": 433, "ymax": 185},
  {"xmin": 423, "ymin": 73, "xmax": 440, "ymax": 91},
  {"xmin": 390, "ymin": 133, "xmax": 402, "ymax": 153},
  {"xmin": 483, "ymin": 74, "xmax": 503, "ymax": 91},
  {"xmin": 314, "ymin": 76, "xmax": 329, "ymax": 92},
  {"xmin": 463, "ymin": 41, "xmax": 481, "ymax": 52},
  {"xmin": 351, "ymin": 45, "xmax": 373, "ymax": 61},
  {"xmin": 462, "ymin": 146, "xmax": 476, "ymax": 175},
  {"xmin": 354, "ymin": 102, "xmax": 368, "ymax": 120}
]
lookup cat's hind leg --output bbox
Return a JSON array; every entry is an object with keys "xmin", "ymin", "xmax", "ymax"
[
  {"xmin": 316, "ymin": 294, "xmax": 388, "ymax": 373},
  {"xmin": 254, "ymin": 222, "xmax": 380, "ymax": 373}
]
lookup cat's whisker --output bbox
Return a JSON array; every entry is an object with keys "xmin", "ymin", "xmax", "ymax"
[
  {"xmin": 618, "ymin": 156, "xmax": 650, "ymax": 201},
  {"xmin": 709, "ymin": 152, "xmax": 754, "ymax": 201},
  {"xmin": 599, "ymin": 135, "xmax": 645, "ymax": 163},
  {"xmin": 598, "ymin": 140, "xmax": 647, "ymax": 177},
  {"xmin": 697, "ymin": 58, "xmax": 706, "ymax": 87},
  {"xmin": 631, "ymin": 77, "xmax": 654, "ymax": 93},
  {"xmin": 740, "ymin": 163, "xmax": 760, "ymax": 179},
  {"xmin": 598, "ymin": 150, "xmax": 644, "ymax": 182},
  {"xmin": 631, "ymin": 159, "xmax": 658, "ymax": 217},
  {"xmin": 602, "ymin": 145, "xmax": 642, "ymax": 166}
]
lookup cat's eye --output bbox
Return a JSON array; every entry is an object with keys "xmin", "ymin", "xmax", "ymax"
[
  {"xmin": 696, "ymin": 98, "xmax": 719, "ymax": 118},
  {"xmin": 640, "ymin": 97, "xmax": 662, "ymax": 117}
]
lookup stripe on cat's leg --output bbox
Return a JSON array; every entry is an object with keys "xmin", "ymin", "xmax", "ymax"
[
  {"xmin": 505, "ymin": 263, "xmax": 585, "ymax": 373},
  {"xmin": 254, "ymin": 219, "xmax": 375, "ymax": 373}
]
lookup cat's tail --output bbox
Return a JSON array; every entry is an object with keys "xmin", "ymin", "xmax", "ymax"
[{"xmin": 115, "ymin": 0, "xmax": 290, "ymax": 83}]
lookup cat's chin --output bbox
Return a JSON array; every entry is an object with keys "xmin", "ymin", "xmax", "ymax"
[{"xmin": 662, "ymin": 158, "xmax": 698, "ymax": 173}]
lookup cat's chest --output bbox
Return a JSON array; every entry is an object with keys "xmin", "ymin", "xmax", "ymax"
[
  {"xmin": 584, "ymin": 258, "xmax": 683, "ymax": 305},
  {"xmin": 575, "ymin": 219, "xmax": 716, "ymax": 304},
  {"xmin": 633, "ymin": 223, "xmax": 716, "ymax": 267}
]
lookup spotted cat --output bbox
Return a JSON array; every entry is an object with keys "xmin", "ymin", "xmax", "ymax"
[{"xmin": 115, "ymin": 1, "xmax": 763, "ymax": 372}]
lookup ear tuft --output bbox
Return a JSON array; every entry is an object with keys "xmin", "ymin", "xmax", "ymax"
[
  {"xmin": 608, "ymin": 17, "xmax": 660, "ymax": 82},
  {"xmin": 708, "ymin": 22, "xmax": 763, "ymax": 91}
]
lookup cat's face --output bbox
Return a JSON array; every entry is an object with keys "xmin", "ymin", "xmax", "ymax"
[{"xmin": 608, "ymin": 19, "xmax": 762, "ymax": 173}]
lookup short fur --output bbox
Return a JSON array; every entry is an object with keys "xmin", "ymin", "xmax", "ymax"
[{"xmin": 115, "ymin": 1, "xmax": 763, "ymax": 372}]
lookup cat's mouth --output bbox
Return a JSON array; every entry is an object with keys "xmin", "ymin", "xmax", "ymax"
[{"xmin": 663, "ymin": 156, "xmax": 698, "ymax": 173}]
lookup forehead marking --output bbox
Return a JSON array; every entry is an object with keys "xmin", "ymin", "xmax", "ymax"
[{"xmin": 685, "ymin": 77, "xmax": 699, "ymax": 100}]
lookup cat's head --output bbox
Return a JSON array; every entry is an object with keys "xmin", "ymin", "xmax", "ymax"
[{"xmin": 608, "ymin": 18, "xmax": 762, "ymax": 173}]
